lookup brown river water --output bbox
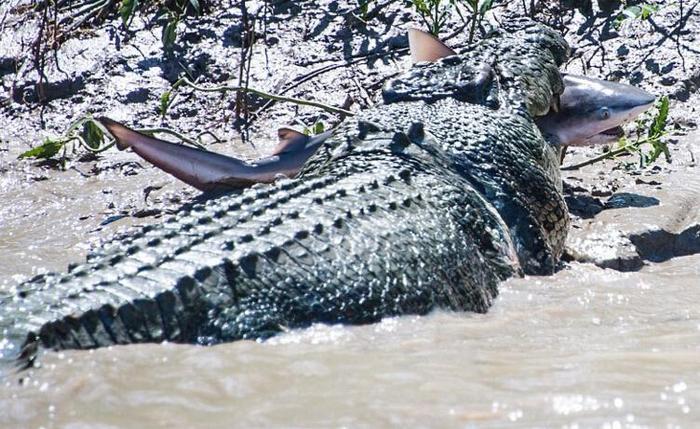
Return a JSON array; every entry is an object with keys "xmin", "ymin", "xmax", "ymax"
[
  {"xmin": 1, "ymin": 140, "xmax": 699, "ymax": 428},
  {"xmin": 0, "ymin": 257, "xmax": 698, "ymax": 428}
]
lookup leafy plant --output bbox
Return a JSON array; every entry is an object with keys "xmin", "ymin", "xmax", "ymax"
[
  {"xmin": 118, "ymin": 0, "xmax": 204, "ymax": 51},
  {"xmin": 462, "ymin": 0, "xmax": 493, "ymax": 43},
  {"xmin": 303, "ymin": 122, "xmax": 325, "ymax": 136},
  {"xmin": 18, "ymin": 116, "xmax": 111, "ymax": 162},
  {"xmin": 618, "ymin": 95, "xmax": 670, "ymax": 166},
  {"xmin": 409, "ymin": 0, "xmax": 456, "ymax": 36},
  {"xmin": 408, "ymin": 0, "xmax": 492, "ymax": 41},
  {"xmin": 614, "ymin": 3, "xmax": 658, "ymax": 29},
  {"xmin": 18, "ymin": 138, "xmax": 66, "ymax": 160}
]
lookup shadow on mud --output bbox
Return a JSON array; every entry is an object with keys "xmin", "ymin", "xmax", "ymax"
[{"xmin": 604, "ymin": 192, "xmax": 660, "ymax": 209}]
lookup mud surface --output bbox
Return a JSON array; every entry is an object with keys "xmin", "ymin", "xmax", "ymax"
[{"xmin": 1, "ymin": 0, "xmax": 699, "ymax": 427}]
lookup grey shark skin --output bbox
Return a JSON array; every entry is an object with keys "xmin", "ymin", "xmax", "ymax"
[
  {"xmin": 0, "ymin": 18, "xmax": 627, "ymax": 368},
  {"xmin": 536, "ymin": 74, "xmax": 655, "ymax": 146},
  {"xmin": 100, "ymin": 74, "xmax": 654, "ymax": 192},
  {"xmin": 100, "ymin": 117, "xmax": 331, "ymax": 192}
]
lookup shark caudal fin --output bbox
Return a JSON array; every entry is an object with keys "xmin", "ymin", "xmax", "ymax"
[
  {"xmin": 97, "ymin": 118, "xmax": 330, "ymax": 192},
  {"xmin": 274, "ymin": 128, "xmax": 311, "ymax": 155},
  {"xmin": 99, "ymin": 117, "xmax": 137, "ymax": 151}
]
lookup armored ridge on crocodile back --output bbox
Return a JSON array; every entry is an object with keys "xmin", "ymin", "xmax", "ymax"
[{"xmin": 1, "ymin": 18, "xmax": 570, "ymax": 367}]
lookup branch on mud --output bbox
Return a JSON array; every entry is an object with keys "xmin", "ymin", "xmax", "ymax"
[
  {"xmin": 250, "ymin": 20, "xmax": 471, "ymax": 123},
  {"xmin": 161, "ymin": 77, "xmax": 355, "ymax": 119}
]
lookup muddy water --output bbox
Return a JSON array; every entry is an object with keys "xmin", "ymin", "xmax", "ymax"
[
  {"xmin": 0, "ymin": 140, "xmax": 259, "ymax": 287},
  {"xmin": 0, "ymin": 257, "xmax": 698, "ymax": 428}
]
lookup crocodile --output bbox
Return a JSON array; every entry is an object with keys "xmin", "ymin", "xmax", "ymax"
[{"xmin": 0, "ymin": 18, "xmax": 651, "ymax": 368}]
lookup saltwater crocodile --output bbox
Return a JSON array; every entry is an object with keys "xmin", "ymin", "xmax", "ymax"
[{"xmin": 0, "ymin": 18, "xmax": 652, "ymax": 367}]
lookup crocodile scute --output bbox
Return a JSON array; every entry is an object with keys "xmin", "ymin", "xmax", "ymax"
[{"xmin": 1, "ymin": 18, "xmax": 570, "ymax": 366}]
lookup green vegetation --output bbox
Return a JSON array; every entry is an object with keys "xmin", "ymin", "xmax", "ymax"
[
  {"xmin": 19, "ymin": 116, "xmax": 113, "ymax": 161},
  {"xmin": 618, "ymin": 95, "xmax": 670, "ymax": 167},
  {"xmin": 408, "ymin": 0, "xmax": 493, "ymax": 42},
  {"xmin": 303, "ymin": 122, "xmax": 326, "ymax": 136},
  {"xmin": 613, "ymin": 3, "xmax": 659, "ymax": 29},
  {"xmin": 118, "ymin": 0, "xmax": 205, "ymax": 50},
  {"xmin": 561, "ymin": 96, "xmax": 671, "ymax": 171},
  {"xmin": 409, "ymin": 0, "xmax": 456, "ymax": 36},
  {"xmin": 463, "ymin": 0, "xmax": 493, "ymax": 43}
]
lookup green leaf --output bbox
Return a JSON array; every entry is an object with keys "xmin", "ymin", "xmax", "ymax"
[
  {"xmin": 81, "ymin": 120, "xmax": 104, "ymax": 149},
  {"xmin": 640, "ymin": 4, "xmax": 658, "ymax": 20},
  {"xmin": 649, "ymin": 96, "xmax": 669, "ymax": 138},
  {"xmin": 18, "ymin": 138, "xmax": 66, "ymax": 160},
  {"xmin": 119, "ymin": 0, "xmax": 138, "ymax": 28},
  {"xmin": 479, "ymin": 0, "xmax": 493, "ymax": 16},
  {"xmin": 162, "ymin": 19, "xmax": 178, "ymax": 50},
  {"xmin": 160, "ymin": 90, "xmax": 171, "ymax": 117},
  {"xmin": 622, "ymin": 5, "xmax": 642, "ymax": 19},
  {"xmin": 616, "ymin": 135, "xmax": 628, "ymax": 149},
  {"xmin": 312, "ymin": 122, "xmax": 325, "ymax": 134}
]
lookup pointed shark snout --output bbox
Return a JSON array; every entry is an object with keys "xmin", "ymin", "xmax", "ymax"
[
  {"xmin": 537, "ymin": 74, "xmax": 656, "ymax": 147},
  {"xmin": 625, "ymin": 85, "xmax": 656, "ymax": 108}
]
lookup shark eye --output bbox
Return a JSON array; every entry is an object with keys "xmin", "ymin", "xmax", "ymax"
[{"xmin": 599, "ymin": 108, "xmax": 610, "ymax": 120}]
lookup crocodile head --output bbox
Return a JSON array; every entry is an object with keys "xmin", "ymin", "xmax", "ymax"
[{"xmin": 405, "ymin": 29, "xmax": 655, "ymax": 147}]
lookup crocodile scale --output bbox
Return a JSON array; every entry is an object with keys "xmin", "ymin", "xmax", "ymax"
[{"xmin": 1, "ymin": 18, "xmax": 570, "ymax": 365}]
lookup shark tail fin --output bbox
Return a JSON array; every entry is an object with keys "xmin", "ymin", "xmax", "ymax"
[{"xmin": 97, "ymin": 117, "xmax": 143, "ymax": 151}]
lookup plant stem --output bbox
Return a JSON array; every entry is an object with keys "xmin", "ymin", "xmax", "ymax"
[
  {"xmin": 171, "ymin": 77, "xmax": 354, "ymax": 117},
  {"xmin": 468, "ymin": 1, "xmax": 478, "ymax": 43},
  {"xmin": 137, "ymin": 127, "xmax": 207, "ymax": 150},
  {"xmin": 560, "ymin": 138, "xmax": 657, "ymax": 171}
]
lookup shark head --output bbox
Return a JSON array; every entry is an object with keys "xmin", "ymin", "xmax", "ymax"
[{"xmin": 537, "ymin": 74, "xmax": 656, "ymax": 146}]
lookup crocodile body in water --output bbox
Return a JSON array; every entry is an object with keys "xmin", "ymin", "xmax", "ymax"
[{"xmin": 1, "ymin": 19, "xmax": 586, "ymax": 365}]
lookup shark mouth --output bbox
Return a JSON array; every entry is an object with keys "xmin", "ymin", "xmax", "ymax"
[{"xmin": 601, "ymin": 126, "xmax": 624, "ymax": 137}]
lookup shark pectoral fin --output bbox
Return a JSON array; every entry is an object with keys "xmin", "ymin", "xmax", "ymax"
[
  {"xmin": 408, "ymin": 28, "xmax": 457, "ymax": 63},
  {"xmin": 274, "ymin": 128, "xmax": 310, "ymax": 155}
]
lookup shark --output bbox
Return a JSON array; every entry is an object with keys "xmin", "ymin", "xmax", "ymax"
[{"xmin": 98, "ymin": 29, "xmax": 655, "ymax": 192}]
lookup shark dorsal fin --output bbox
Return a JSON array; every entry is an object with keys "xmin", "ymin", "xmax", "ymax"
[
  {"xmin": 274, "ymin": 128, "xmax": 310, "ymax": 155},
  {"xmin": 408, "ymin": 28, "xmax": 457, "ymax": 63}
]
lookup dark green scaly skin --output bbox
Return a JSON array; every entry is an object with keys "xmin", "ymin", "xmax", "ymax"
[{"xmin": 0, "ymin": 18, "xmax": 570, "ymax": 366}]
